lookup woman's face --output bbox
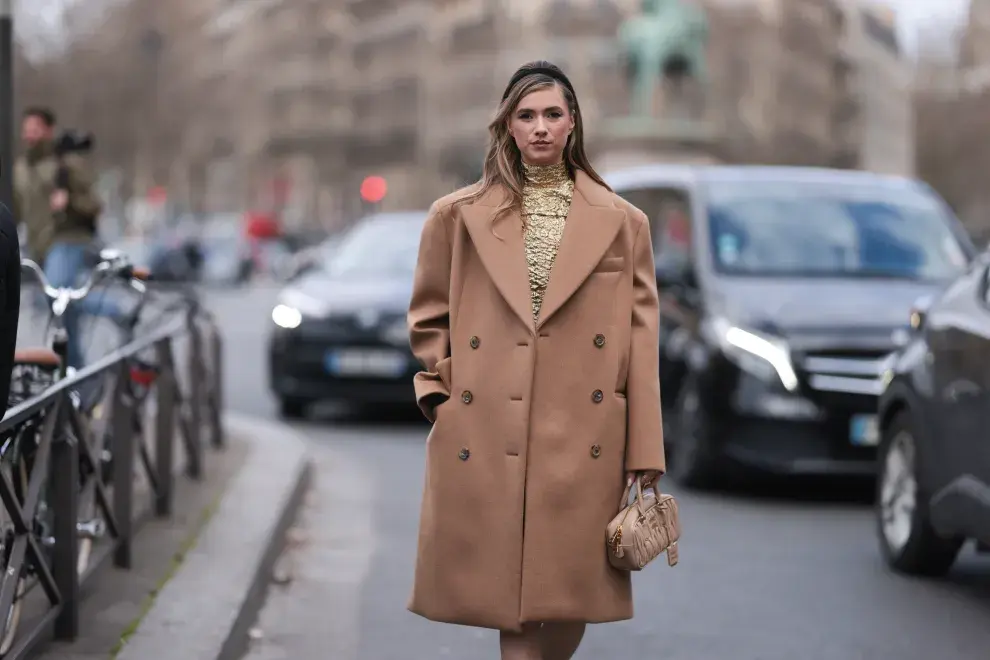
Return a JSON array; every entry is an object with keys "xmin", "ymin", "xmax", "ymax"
[{"xmin": 508, "ymin": 85, "xmax": 575, "ymax": 166}]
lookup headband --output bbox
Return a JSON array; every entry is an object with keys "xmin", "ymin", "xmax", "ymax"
[{"xmin": 501, "ymin": 64, "xmax": 576, "ymax": 102}]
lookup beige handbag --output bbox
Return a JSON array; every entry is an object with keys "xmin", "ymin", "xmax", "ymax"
[{"xmin": 606, "ymin": 477, "xmax": 680, "ymax": 571}]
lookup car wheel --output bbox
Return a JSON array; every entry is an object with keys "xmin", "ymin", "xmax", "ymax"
[
  {"xmin": 668, "ymin": 374, "xmax": 720, "ymax": 489},
  {"xmin": 876, "ymin": 412, "xmax": 963, "ymax": 576},
  {"xmin": 278, "ymin": 397, "xmax": 310, "ymax": 420}
]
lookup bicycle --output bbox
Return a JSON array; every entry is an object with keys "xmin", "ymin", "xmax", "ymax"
[{"xmin": 0, "ymin": 249, "xmax": 147, "ymax": 654}]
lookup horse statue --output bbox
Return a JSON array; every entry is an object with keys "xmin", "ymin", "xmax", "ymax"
[{"xmin": 618, "ymin": 0, "xmax": 710, "ymax": 117}]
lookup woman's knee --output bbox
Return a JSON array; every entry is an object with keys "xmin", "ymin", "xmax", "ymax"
[{"xmin": 500, "ymin": 623, "xmax": 543, "ymax": 660}]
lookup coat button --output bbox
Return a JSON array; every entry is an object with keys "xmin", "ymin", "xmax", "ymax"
[
  {"xmin": 590, "ymin": 444, "xmax": 601, "ymax": 458},
  {"xmin": 458, "ymin": 448, "xmax": 470, "ymax": 460},
  {"xmin": 592, "ymin": 389, "xmax": 604, "ymax": 403},
  {"xmin": 461, "ymin": 390, "xmax": 473, "ymax": 404},
  {"xmin": 469, "ymin": 336, "xmax": 480, "ymax": 349},
  {"xmin": 594, "ymin": 334, "xmax": 606, "ymax": 347}
]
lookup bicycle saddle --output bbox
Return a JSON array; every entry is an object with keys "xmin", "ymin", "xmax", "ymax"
[{"xmin": 14, "ymin": 348, "xmax": 61, "ymax": 367}]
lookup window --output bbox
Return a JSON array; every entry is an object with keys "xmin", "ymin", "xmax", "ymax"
[
  {"xmin": 616, "ymin": 187, "xmax": 694, "ymax": 271},
  {"xmin": 327, "ymin": 214, "xmax": 427, "ymax": 278},
  {"xmin": 703, "ymin": 179, "xmax": 968, "ymax": 281}
]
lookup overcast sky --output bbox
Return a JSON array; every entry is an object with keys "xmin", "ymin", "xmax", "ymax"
[{"xmin": 879, "ymin": 0, "xmax": 969, "ymax": 52}]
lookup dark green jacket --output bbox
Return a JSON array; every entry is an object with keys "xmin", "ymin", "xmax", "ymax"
[{"xmin": 12, "ymin": 140, "xmax": 102, "ymax": 261}]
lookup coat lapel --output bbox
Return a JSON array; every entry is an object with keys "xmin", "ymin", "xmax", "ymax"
[
  {"xmin": 536, "ymin": 171, "xmax": 625, "ymax": 330},
  {"xmin": 462, "ymin": 196, "xmax": 535, "ymax": 332}
]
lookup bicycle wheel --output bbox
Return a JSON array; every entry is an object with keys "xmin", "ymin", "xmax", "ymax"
[
  {"xmin": 75, "ymin": 400, "xmax": 111, "ymax": 577},
  {"xmin": 0, "ymin": 452, "xmax": 29, "ymax": 656}
]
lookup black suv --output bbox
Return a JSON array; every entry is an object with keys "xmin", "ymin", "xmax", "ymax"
[
  {"xmin": 604, "ymin": 165, "xmax": 976, "ymax": 489},
  {"xmin": 876, "ymin": 247, "xmax": 990, "ymax": 576}
]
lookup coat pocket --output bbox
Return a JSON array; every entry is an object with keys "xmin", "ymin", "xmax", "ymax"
[
  {"xmin": 435, "ymin": 356, "xmax": 452, "ymax": 393},
  {"xmin": 592, "ymin": 256, "xmax": 625, "ymax": 273}
]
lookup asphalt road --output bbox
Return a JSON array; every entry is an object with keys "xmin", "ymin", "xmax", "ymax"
[{"xmin": 206, "ymin": 284, "xmax": 990, "ymax": 660}]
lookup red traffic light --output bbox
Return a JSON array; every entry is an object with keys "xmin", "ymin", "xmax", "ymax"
[{"xmin": 360, "ymin": 176, "xmax": 387, "ymax": 203}]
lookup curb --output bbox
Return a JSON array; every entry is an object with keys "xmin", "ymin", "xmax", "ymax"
[{"xmin": 115, "ymin": 413, "xmax": 313, "ymax": 660}]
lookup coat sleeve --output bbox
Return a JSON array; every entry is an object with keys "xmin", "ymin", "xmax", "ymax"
[
  {"xmin": 407, "ymin": 201, "xmax": 453, "ymax": 422},
  {"xmin": 64, "ymin": 155, "xmax": 102, "ymax": 218},
  {"xmin": 0, "ymin": 204, "xmax": 20, "ymax": 419},
  {"xmin": 624, "ymin": 212, "xmax": 666, "ymax": 474}
]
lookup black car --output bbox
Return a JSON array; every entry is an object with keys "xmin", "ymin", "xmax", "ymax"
[
  {"xmin": 267, "ymin": 211, "xmax": 427, "ymax": 418},
  {"xmin": 603, "ymin": 164, "xmax": 977, "ymax": 488},
  {"xmin": 875, "ymin": 247, "xmax": 990, "ymax": 575}
]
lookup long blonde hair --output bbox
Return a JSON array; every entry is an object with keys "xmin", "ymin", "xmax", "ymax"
[{"xmin": 451, "ymin": 61, "xmax": 611, "ymax": 228}]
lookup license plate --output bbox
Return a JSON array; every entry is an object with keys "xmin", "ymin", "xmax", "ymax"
[
  {"xmin": 325, "ymin": 349, "xmax": 406, "ymax": 377},
  {"xmin": 849, "ymin": 414, "xmax": 879, "ymax": 446}
]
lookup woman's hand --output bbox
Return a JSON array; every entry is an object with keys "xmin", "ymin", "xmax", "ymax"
[{"xmin": 625, "ymin": 470, "xmax": 661, "ymax": 490}]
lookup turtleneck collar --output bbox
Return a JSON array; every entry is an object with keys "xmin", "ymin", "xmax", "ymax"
[{"xmin": 522, "ymin": 161, "xmax": 570, "ymax": 188}]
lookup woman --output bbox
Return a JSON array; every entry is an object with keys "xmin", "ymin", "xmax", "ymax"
[{"xmin": 407, "ymin": 61, "xmax": 666, "ymax": 659}]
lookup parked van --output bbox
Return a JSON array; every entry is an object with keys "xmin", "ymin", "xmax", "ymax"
[{"xmin": 603, "ymin": 164, "xmax": 977, "ymax": 489}]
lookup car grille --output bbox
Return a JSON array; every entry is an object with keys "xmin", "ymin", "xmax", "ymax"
[
  {"xmin": 273, "ymin": 311, "xmax": 415, "ymax": 381},
  {"xmin": 798, "ymin": 350, "xmax": 892, "ymax": 397},
  {"xmin": 298, "ymin": 312, "xmax": 405, "ymax": 343}
]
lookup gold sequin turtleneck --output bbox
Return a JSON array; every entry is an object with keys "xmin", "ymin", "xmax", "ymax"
[{"xmin": 522, "ymin": 161, "xmax": 574, "ymax": 322}]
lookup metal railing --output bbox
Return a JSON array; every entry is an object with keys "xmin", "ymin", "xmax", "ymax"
[{"xmin": 0, "ymin": 293, "xmax": 224, "ymax": 659}]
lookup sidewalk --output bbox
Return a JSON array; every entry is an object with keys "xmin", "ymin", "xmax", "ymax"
[
  {"xmin": 111, "ymin": 414, "xmax": 310, "ymax": 660},
  {"xmin": 30, "ymin": 414, "xmax": 311, "ymax": 660},
  {"xmin": 240, "ymin": 447, "xmax": 376, "ymax": 660},
  {"xmin": 32, "ymin": 436, "xmax": 248, "ymax": 660}
]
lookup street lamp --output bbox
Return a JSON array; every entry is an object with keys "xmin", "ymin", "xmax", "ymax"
[{"xmin": 136, "ymin": 27, "xmax": 163, "ymax": 208}]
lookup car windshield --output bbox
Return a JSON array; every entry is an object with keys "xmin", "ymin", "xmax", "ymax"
[
  {"xmin": 705, "ymin": 179, "xmax": 969, "ymax": 280},
  {"xmin": 324, "ymin": 214, "xmax": 425, "ymax": 279}
]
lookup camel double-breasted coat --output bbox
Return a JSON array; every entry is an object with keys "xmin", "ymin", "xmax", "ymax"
[{"xmin": 406, "ymin": 169, "xmax": 666, "ymax": 632}]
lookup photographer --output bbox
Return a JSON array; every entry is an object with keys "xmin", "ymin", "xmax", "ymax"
[{"xmin": 12, "ymin": 106, "xmax": 112, "ymax": 370}]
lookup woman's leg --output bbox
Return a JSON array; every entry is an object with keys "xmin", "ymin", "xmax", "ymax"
[
  {"xmin": 500, "ymin": 623, "xmax": 543, "ymax": 660},
  {"xmin": 540, "ymin": 622, "xmax": 586, "ymax": 660}
]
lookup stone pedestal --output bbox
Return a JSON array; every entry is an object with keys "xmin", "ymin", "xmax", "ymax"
[{"xmin": 592, "ymin": 116, "xmax": 723, "ymax": 173}]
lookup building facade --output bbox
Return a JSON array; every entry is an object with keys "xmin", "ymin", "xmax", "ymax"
[
  {"xmin": 913, "ymin": 0, "xmax": 990, "ymax": 241},
  {"xmin": 834, "ymin": 1, "xmax": 914, "ymax": 176},
  {"xmin": 132, "ymin": 0, "xmax": 907, "ymax": 222}
]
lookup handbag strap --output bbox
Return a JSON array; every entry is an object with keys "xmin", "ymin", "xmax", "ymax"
[{"xmin": 617, "ymin": 476, "xmax": 653, "ymax": 513}]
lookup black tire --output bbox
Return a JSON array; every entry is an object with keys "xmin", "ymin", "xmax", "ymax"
[
  {"xmin": 278, "ymin": 397, "xmax": 310, "ymax": 420},
  {"xmin": 667, "ymin": 374, "xmax": 720, "ymax": 489},
  {"xmin": 876, "ymin": 412, "xmax": 963, "ymax": 576},
  {"xmin": 0, "ymin": 461, "xmax": 28, "ymax": 656}
]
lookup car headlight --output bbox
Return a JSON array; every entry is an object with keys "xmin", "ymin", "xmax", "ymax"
[
  {"xmin": 271, "ymin": 304, "xmax": 303, "ymax": 329},
  {"xmin": 908, "ymin": 294, "xmax": 933, "ymax": 332},
  {"xmin": 271, "ymin": 289, "xmax": 331, "ymax": 329},
  {"xmin": 878, "ymin": 352, "xmax": 897, "ymax": 391},
  {"xmin": 708, "ymin": 317, "xmax": 798, "ymax": 391}
]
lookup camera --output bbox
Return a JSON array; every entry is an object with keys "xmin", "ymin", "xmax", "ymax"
[
  {"xmin": 53, "ymin": 129, "xmax": 95, "ymax": 156},
  {"xmin": 53, "ymin": 130, "xmax": 95, "ymax": 192}
]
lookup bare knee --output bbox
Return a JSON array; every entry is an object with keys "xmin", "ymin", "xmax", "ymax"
[{"xmin": 500, "ymin": 623, "xmax": 543, "ymax": 660}]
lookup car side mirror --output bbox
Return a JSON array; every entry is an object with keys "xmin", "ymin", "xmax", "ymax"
[
  {"xmin": 655, "ymin": 260, "xmax": 698, "ymax": 305},
  {"xmin": 655, "ymin": 264, "xmax": 680, "ymax": 289},
  {"xmin": 656, "ymin": 257, "xmax": 695, "ymax": 286}
]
